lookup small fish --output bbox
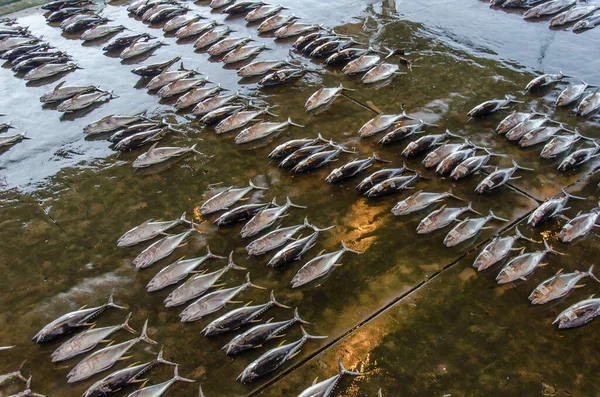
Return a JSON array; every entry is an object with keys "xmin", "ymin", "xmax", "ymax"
[
  {"xmin": 310, "ymin": 38, "xmax": 357, "ymax": 58},
  {"xmin": 246, "ymin": 4, "xmax": 284, "ymax": 21},
  {"xmin": 291, "ymin": 241, "xmax": 361, "ymax": 288},
  {"xmin": 364, "ymin": 173, "xmax": 422, "ymax": 198},
  {"xmin": 557, "ymin": 141, "xmax": 600, "ymax": 172},
  {"xmin": 576, "ymin": 90, "xmax": 600, "ymax": 116},
  {"xmin": 164, "ymin": 252, "xmax": 246, "ymax": 307},
  {"xmin": 540, "ymin": 130, "xmax": 584, "ymax": 158},
  {"xmin": 163, "ymin": 14, "xmax": 201, "ymax": 33},
  {"xmin": 496, "ymin": 111, "xmax": 535, "ymax": 134},
  {"xmin": 175, "ymin": 20, "xmax": 217, "ymax": 39},
  {"xmin": 443, "ymin": 210, "xmax": 507, "ymax": 247},
  {"xmin": 201, "ymin": 180, "xmax": 268, "ymax": 215},
  {"xmin": 473, "ymin": 227, "xmax": 537, "ymax": 271},
  {"xmin": 214, "ymin": 202, "xmax": 272, "ymax": 227},
  {"xmin": 157, "ymin": 77, "xmax": 207, "ymax": 98},
  {"xmin": 523, "ymin": 0, "xmax": 576, "ymax": 19},
  {"xmin": 358, "ymin": 111, "xmax": 413, "ymax": 138},
  {"xmin": 268, "ymin": 134, "xmax": 326, "ymax": 160},
  {"xmin": 132, "ymin": 57, "xmax": 181, "ymax": 78},
  {"xmin": 379, "ymin": 119, "xmax": 437, "ymax": 145},
  {"xmin": 23, "ymin": 62, "xmax": 79, "ymax": 81},
  {"xmin": 527, "ymin": 189, "xmax": 584, "ymax": 227},
  {"xmin": 117, "ymin": 211, "xmax": 188, "ymax": 247},
  {"xmin": 194, "ymin": 27, "xmax": 230, "ymax": 49},
  {"xmin": 62, "ymin": 16, "xmax": 106, "ymax": 34},
  {"xmin": 325, "ymin": 153, "xmax": 388, "ymax": 183},
  {"xmin": 324, "ymin": 46, "xmax": 374, "ymax": 65},
  {"xmin": 573, "ymin": 13, "xmax": 600, "ymax": 31},
  {"xmin": 207, "ymin": 36, "xmax": 252, "ymax": 56},
  {"xmin": 237, "ymin": 59, "xmax": 291, "ymax": 77},
  {"xmin": 423, "ymin": 140, "xmax": 470, "ymax": 168},
  {"xmin": 193, "ymin": 92, "xmax": 243, "ymax": 115},
  {"xmin": 505, "ymin": 116, "xmax": 551, "ymax": 141},
  {"xmin": 46, "ymin": 7, "xmax": 86, "ymax": 21},
  {"xmin": 435, "ymin": 146, "xmax": 476, "ymax": 175},
  {"xmin": 392, "ymin": 189, "xmax": 462, "ymax": 216},
  {"xmin": 362, "ymin": 63, "xmax": 403, "ymax": 84},
  {"xmin": 240, "ymin": 197, "xmax": 306, "ymax": 238},
  {"xmin": 103, "ymin": 33, "xmax": 152, "ymax": 52},
  {"xmin": 235, "ymin": 117, "xmax": 304, "ymax": 144},
  {"xmin": 202, "ymin": 291, "xmax": 290, "ymax": 336},
  {"xmin": 12, "ymin": 54, "xmax": 70, "ymax": 73},
  {"xmin": 246, "ymin": 217, "xmax": 312, "ymax": 256},
  {"xmin": 179, "ymin": 273, "xmax": 265, "ymax": 322},
  {"xmin": 215, "ymin": 107, "xmax": 277, "ymax": 134},
  {"xmin": 530, "ymin": 266, "xmax": 599, "ymax": 305},
  {"xmin": 84, "ymin": 113, "xmax": 147, "ymax": 135},
  {"xmin": 305, "ymin": 84, "xmax": 351, "ymax": 112},
  {"xmin": 268, "ymin": 224, "xmax": 334, "ymax": 267},
  {"xmin": 222, "ymin": 308, "xmax": 309, "ymax": 355},
  {"xmin": 119, "ymin": 39, "xmax": 163, "ymax": 60},
  {"xmin": 524, "ymin": 71, "xmax": 566, "ymax": 92},
  {"xmin": 113, "ymin": 128, "xmax": 165, "ymax": 151},
  {"xmin": 146, "ymin": 65, "xmax": 198, "ymax": 91},
  {"xmin": 223, "ymin": 1, "xmax": 264, "ymax": 14},
  {"xmin": 417, "ymin": 203, "xmax": 480, "ymax": 234},
  {"xmin": 555, "ymin": 81, "xmax": 593, "ymax": 106},
  {"xmin": 519, "ymin": 124, "xmax": 571, "ymax": 147},
  {"xmin": 132, "ymin": 143, "xmax": 201, "ymax": 168},
  {"xmin": 202, "ymin": 105, "xmax": 245, "ymax": 125},
  {"xmin": 553, "ymin": 295, "xmax": 600, "ymax": 328},
  {"xmin": 51, "ymin": 313, "xmax": 136, "ymax": 362},
  {"xmin": 222, "ymin": 44, "xmax": 266, "ymax": 64},
  {"xmin": 274, "ymin": 22, "xmax": 320, "ymax": 38},
  {"xmin": 237, "ymin": 327, "xmax": 327, "ymax": 383},
  {"xmin": 147, "ymin": 246, "xmax": 226, "ymax": 292},
  {"xmin": 146, "ymin": 7, "xmax": 187, "ymax": 24},
  {"xmin": 342, "ymin": 54, "xmax": 381, "ymax": 75},
  {"xmin": 32, "ymin": 295, "xmax": 125, "ymax": 344},
  {"xmin": 67, "ymin": 320, "xmax": 156, "ymax": 383},
  {"xmin": 297, "ymin": 359, "xmax": 363, "ymax": 397},
  {"xmin": 450, "ymin": 149, "xmax": 500, "ymax": 180},
  {"xmin": 126, "ymin": 365, "xmax": 194, "ymax": 397},
  {"xmin": 258, "ymin": 14, "xmax": 297, "ymax": 33},
  {"xmin": 475, "ymin": 160, "xmax": 533, "ymax": 194},
  {"xmin": 0, "ymin": 361, "xmax": 27, "ymax": 386},
  {"xmin": 467, "ymin": 95, "xmax": 521, "ymax": 117},
  {"xmin": 258, "ymin": 68, "xmax": 305, "ymax": 86},
  {"xmin": 356, "ymin": 166, "xmax": 413, "ymax": 192},
  {"xmin": 402, "ymin": 129, "xmax": 459, "ymax": 157},
  {"xmin": 278, "ymin": 143, "xmax": 330, "ymax": 168},
  {"xmin": 57, "ymin": 90, "xmax": 115, "ymax": 113},
  {"xmin": 293, "ymin": 31, "xmax": 327, "ymax": 51},
  {"xmin": 175, "ymin": 85, "xmax": 223, "ymax": 110},
  {"xmin": 559, "ymin": 203, "xmax": 600, "ymax": 242},
  {"xmin": 82, "ymin": 349, "xmax": 175, "ymax": 397},
  {"xmin": 132, "ymin": 224, "xmax": 198, "ymax": 269},
  {"xmin": 292, "ymin": 143, "xmax": 356, "ymax": 173},
  {"xmin": 496, "ymin": 240, "xmax": 564, "ymax": 284},
  {"xmin": 81, "ymin": 25, "xmax": 125, "ymax": 41}
]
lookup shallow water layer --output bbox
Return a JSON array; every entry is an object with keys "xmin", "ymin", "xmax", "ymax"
[{"xmin": 0, "ymin": 0, "xmax": 599, "ymax": 396}]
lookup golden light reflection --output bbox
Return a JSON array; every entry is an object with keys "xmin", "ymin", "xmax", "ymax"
[{"xmin": 341, "ymin": 199, "xmax": 388, "ymax": 253}]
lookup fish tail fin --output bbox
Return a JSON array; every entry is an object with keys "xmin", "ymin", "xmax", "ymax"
[
  {"xmin": 467, "ymin": 202, "xmax": 482, "ymax": 216},
  {"xmin": 173, "ymin": 365, "xmax": 196, "ymax": 383},
  {"xmin": 286, "ymin": 196, "xmax": 307, "ymax": 209},
  {"xmin": 562, "ymin": 188, "xmax": 586, "ymax": 201},
  {"xmin": 246, "ymin": 273, "xmax": 266, "ymax": 290},
  {"xmin": 588, "ymin": 265, "xmax": 600, "ymax": 283},
  {"xmin": 514, "ymin": 226, "xmax": 539, "ymax": 243},
  {"xmin": 402, "ymin": 161, "xmax": 416, "ymax": 174},
  {"xmin": 312, "ymin": 223, "xmax": 335, "ymax": 232},
  {"xmin": 179, "ymin": 211, "xmax": 188, "ymax": 223},
  {"xmin": 121, "ymin": 312, "xmax": 137, "ymax": 334},
  {"xmin": 341, "ymin": 240, "xmax": 361, "ymax": 254},
  {"xmin": 544, "ymin": 239, "xmax": 566, "ymax": 256},
  {"xmin": 227, "ymin": 252, "xmax": 247, "ymax": 271},
  {"xmin": 300, "ymin": 326, "xmax": 327, "ymax": 340},
  {"xmin": 287, "ymin": 117, "xmax": 305, "ymax": 128},
  {"xmin": 198, "ymin": 385, "xmax": 205, "ymax": 397},
  {"xmin": 14, "ymin": 360, "xmax": 27, "ymax": 382},
  {"xmin": 373, "ymin": 153, "xmax": 390, "ymax": 163},
  {"xmin": 107, "ymin": 294, "xmax": 126, "ymax": 310},
  {"xmin": 303, "ymin": 216, "xmax": 311, "ymax": 228},
  {"xmin": 156, "ymin": 346, "xmax": 177, "ymax": 366},
  {"xmin": 249, "ymin": 179, "xmax": 269, "ymax": 190},
  {"xmin": 139, "ymin": 320, "xmax": 158, "ymax": 345},
  {"xmin": 512, "ymin": 159, "xmax": 534, "ymax": 171},
  {"xmin": 489, "ymin": 210, "xmax": 508, "ymax": 222},
  {"xmin": 293, "ymin": 308, "xmax": 312, "ymax": 325},
  {"xmin": 270, "ymin": 290, "xmax": 291, "ymax": 309},
  {"xmin": 206, "ymin": 245, "xmax": 227, "ymax": 259},
  {"xmin": 447, "ymin": 188, "xmax": 465, "ymax": 201},
  {"xmin": 338, "ymin": 358, "xmax": 364, "ymax": 376}
]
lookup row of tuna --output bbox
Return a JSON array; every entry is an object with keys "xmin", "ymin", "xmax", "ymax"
[
  {"xmin": 489, "ymin": 0, "xmax": 600, "ymax": 32},
  {"xmin": 0, "ymin": 114, "xmax": 29, "ymax": 153},
  {"xmin": 0, "ymin": 354, "xmax": 45, "ymax": 397}
]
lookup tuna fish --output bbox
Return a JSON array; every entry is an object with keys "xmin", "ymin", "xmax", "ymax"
[
  {"xmin": 310, "ymin": 38, "xmax": 358, "ymax": 58},
  {"xmin": 103, "ymin": 33, "xmax": 152, "ymax": 53},
  {"xmin": 209, "ymin": 0, "xmax": 233, "ymax": 8},
  {"xmin": 194, "ymin": 27, "xmax": 230, "ymax": 49},
  {"xmin": 215, "ymin": 107, "xmax": 277, "ymax": 134},
  {"xmin": 132, "ymin": 224, "xmax": 199, "ymax": 269},
  {"xmin": 51, "ymin": 313, "xmax": 136, "ymax": 362},
  {"xmin": 496, "ymin": 240, "xmax": 564, "ymax": 284},
  {"xmin": 505, "ymin": 115, "xmax": 552, "ymax": 141},
  {"xmin": 450, "ymin": 149, "xmax": 501, "ymax": 180},
  {"xmin": 279, "ymin": 143, "xmax": 330, "ymax": 168},
  {"xmin": 222, "ymin": 308, "xmax": 309, "ymax": 355},
  {"xmin": 268, "ymin": 134, "xmax": 326, "ymax": 160},
  {"xmin": 57, "ymin": 90, "xmax": 115, "ymax": 113},
  {"xmin": 119, "ymin": 40, "xmax": 163, "ymax": 59},
  {"xmin": 402, "ymin": 129, "xmax": 460, "ymax": 157},
  {"xmin": 0, "ymin": 361, "xmax": 27, "ymax": 385},
  {"xmin": 0, "ymin": 133, "xmax": 29, "ymax": 148},
  {"xmin": 576, "ymin": 90, "xmax": 600, "ymax": 116},
  {"xmin": 126, "ymin": 366, "xmax": 194, "ymax": 397},
  {"xmin": 553, "ymin": 295, "xmax": 600, "ymax": 328},
  {"xmin": 163, "ymin": 14, "xmax": 201, "ymax": 32},
  {"xmin": 258, "ymin": 68, "xmax": 305, "ymax": 86},
  {"xmin": 207, "ymin": 36, "xmax": 252, "ymax": 56},
  {"xmin": 200, "ymin": 180, "xmax": 268, "ymax": 215},
  {"xmin": 23, "ymin": 62, "xmax": 79, "ymax": 81},
  {"xmin": 146, "ymin": 64, "xmax": 197, "ymax": 90},
  {"xmin": 540, "ymin": 130, "xmax": 585, "ymax": 158},
  {"xmin": 164, "ymin": 252, "xmax": 246, "ymax": 307},
  {"xmin": 527, "ymin": 190, "xmax": 585, "ymax": 226},
  {"xmin": 471, "ymin": 95, "xmax": 522, "ymax": 117},
  {"xmin": 274, "ymin": 22, "xmax": 321, "ymax": 38},
  {"xmin": 342, "ymin": 54, "xmax": 382, "ymax": 75},
  {"xmin": 32, "ymin": 295, "xmax": 125, "ymax": 344},
  {"xmin": 496, "ymin": 111, "xmax": 535, "ymax": 134},
  {"xmin": 297, "ymin": 359, "xmax": 363, "ymax": 397},
  {"xmin": 435, "ymin": 146, "xmax": 476, "ymax": 175},
  {"xmin": 240, "ymin": 197, "xmax": 306, "ymax": 238},
  {"xmin": 519, "ymin": 124, "xmax": 572, "ymax": 147},
  {"xmin": 379, "ymin": 119, "xmax": 437, "ymax": 145},
  {"xmin": 82, "ymin": 349, "xmax": 175, "ymax": 397},
  {"xmin": 417, "ymin": 203, "xmax": 480, "ymax": 234},
  {"xmin": 175, "ymin": 20, "xmax": 217, "ymax": 39},
  {"xmin": 443, "ymin": 210, "xmax": 508, "ymax": 247},
  {"xmin": 223, "ymin": 1, "xmax": 264, "ymax": 14},
  {"xmin": 237, "ymin": 327, "xmax": 327, "ymax": 383},
  {"xmin": 292, "ymin": 143, "xmax": 356, "ymax": 173},
  {"xmin": 235, "ymin": 117, "xmax": 304, "ymax": 144},
  {"xmin": 364, "ymin": 173, "xmax": 423, "ymax": 198},
  {"xmin": 237, "ymin": 59, "xmax": 292, "ymax": 77},
  {"xmin": 294, "ymin": 31, "xmax": 329, "ymax": 51},
  {"xmin": 291, "ymin": 241, "xmax": 361, "ymax": 288},
  {"xmin": 523, "ymin": 0, "xmax": 576, "ymax": 19},
  {"xmin": 362, "ymin": 63, "xmax": 404, "ymax": 84},
  {"xmin": 556, "ymin": 81, "xmax": 593, "ymax": 106},
  {"xmin": 246, "ymin": 218, "xmax": 312, "ymax": 256},
  {"xmin": 192, "ymin": 92, "xmax": 245, "ymax": 115},
  {"xmin": 473, "ymin": 227, "xmax": 537, "ymax": 271},
  {"xmin": 530, "ymin": 265, "xmax": 599, "ymax": 305},
  {"xmin": 81, "ymin": 25, "xmax": 125, "ymax": 41},
  {"xmin": 573, "ymin": 13, "xmax": 600, "ymax": 31},
  {"xmin": 246, "ymin": 4, "xmax": 284, "ymax": 21},
  {"xmin": 117, "ymin": 211, "xmax": 188, "ymax": 247},
  {"xmin": 8, "ymin": 376, "xmax": 45, "ymax": 397},
  {"xmin": 201, "ymin": 105, "xmax": 245, "ymax": 125},
  {"xmin": 267, "ymin": 224, "xmax": 333, "ymax": 267},
  {"xmin": 0, "ymin": 37, "xmax": 38, "ymax": 52},
  {"xmin": 214, "ymin": 202, "xmax": 272, "ymax": 227},
  {"xmin": 525, "ymin": 71, "xmax": 566, "ymax": 92},
  {"xmin": 202, "ymin": 291, "xmax": 290, "ymax": 336},
  {"xmin": 63, "ymin": 16, "xmax": 106, "ymax": 34},
  {"xmin": 175, "ymin": 85, "xmax": 224, "ymax": 110},
  {"xmin": 222, "ymin": 44, "xmax": 267, "ymax": 64},
  {"xmin": 147, "ymin": 246, "xmax": 226, "ymax": 292},
  {"xmin": 132, "ymin": 143, "xmax": 201, "ymax": 168},
  {"xmin": 325, "ymin": 153, "xmax": 388, "ymax": 183},
  {"xmin": 392, "ymin": 189, "xmax": 462, "ymax": 216},
  {"xmin": 43, "ymin": 0, "xmax": 89, "ymax": 11},
  {"xmin": 12, "ymin": 54, "xmax": 70, "ymax": 73},
  {"xmin": 258, "ymin": 14, "xmax": 297, "ymax": 33},
  {"xmin": 557, "ymin": 141, "xmax": 600, "ymax": 172},
  {"xmin": 305, "ymin": 84, "xmax": 352, "ymax": 112},
  {"xmin": 67, "ymin": 320, "xmax": 156, "ymax": 383},
  {"xmin": 475, "ymin": 160, "xmax": 533, "ymax": 194},
  {"xmin": 422, "ymin": 140, "xmax": 469, "ymax": 168},
  {"xmin": 157, "ymin": 77, "xmax": 207, "ymax": 98},
  {"xmin": 324, "ymin": 46, "xmax": 375, "ymax": 65},
  {"xmin": 84, "ymin": 113, "xmax": 147, "ymax": 135},
  {"xmin": 559, "ymin": 203, "xmax": 600, "ymax": 242},
  {"xmin": 358, "ymin": 111, "xmax": 414, "ymax": 138},
  {"xmin": 179, "ymin": 273, "xmax": 265, "ymax": 322}
]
